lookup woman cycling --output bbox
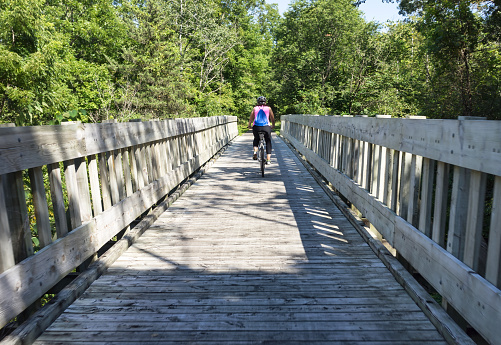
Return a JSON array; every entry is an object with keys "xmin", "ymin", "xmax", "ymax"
[{"xmin": 248, "ymin": 96, "xmax": 275, "ymax": 164}]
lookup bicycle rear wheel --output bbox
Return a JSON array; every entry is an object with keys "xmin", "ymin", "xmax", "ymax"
[{"xmin": 259, "ymin": 144, "xmax": 265, "ymax": 177}]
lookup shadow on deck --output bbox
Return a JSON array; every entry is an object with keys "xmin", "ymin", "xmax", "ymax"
[{"xmin": 33, "ymin": 134, "xmax": 448, "ymax": 344}]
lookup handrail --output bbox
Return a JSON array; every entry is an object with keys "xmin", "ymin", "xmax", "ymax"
[
  {"xmin": 281, "ymin": 114, "xmax": 501, "ymax": 344},
  {"xmin": 0, "ymin": 116, "xmax": 238, "ymax": 330}
]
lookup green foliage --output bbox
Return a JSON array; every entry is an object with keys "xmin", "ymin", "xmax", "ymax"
[
  {"xmin": 271, "ymin": 0, "xmax": 382, "ymax": 115},
  {"xmin": 1, "ymin": 0, "xmax": 500, "ymax": 125},
  {"xmin": 114, "ymin": 0, "xmax": 194, "ymax": 119},
  {"xmin": 49, "ymin": 109, "xmax": 89, "ymax": 125},
  {"xmin": 395, "ymin": 0, "xmax": 501, "ymax": 119},
  {"xmin": 223, "ymin": 2, "xmax": 278, "ymax": 118},
  {"xmin": 266, "ymin": 0, "xmax": 501, "ymax": 119}
]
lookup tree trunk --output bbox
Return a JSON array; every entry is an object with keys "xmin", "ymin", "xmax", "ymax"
[{"xmin": 459, "ymin": 49, "xmax": 473, "ymax": 117}]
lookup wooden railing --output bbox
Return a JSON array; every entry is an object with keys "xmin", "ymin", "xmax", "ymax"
[
  {"xmin": 281, "ymin": 114, "xmax": 501, "ymax": 344},
  {"xmin": 0, "ymin": 116, "xmax": 238, "ymax": 331}
]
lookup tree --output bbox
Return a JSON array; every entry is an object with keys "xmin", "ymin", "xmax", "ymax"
[
  {"xmin": 222, "ymin": 1, "xmax": 279, "ymax": 119},
  {"xmin": 110, "ymin": 0, "xmax": 193, "ymax": 120},
  {"xmin": 271, "ymin": 0, "xmax": 372, "ymax": 114},
  {"xmin": 0, "ymin": 0, "xmax": 128, "ymax": 125},
  {"xmin": 0, "ymin": 0, "xmax": 75, "ymax": 125},
  {"xmin": 397, "ymin": 0, "xmax": 501, "ymax": 119}
]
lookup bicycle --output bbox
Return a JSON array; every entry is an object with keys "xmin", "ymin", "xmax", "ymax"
[{"xmin": 257, "ymin": 131, "xmax": 266, "ymax": 177}]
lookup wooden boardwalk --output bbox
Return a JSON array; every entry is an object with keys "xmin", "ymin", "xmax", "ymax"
[{"xmin": 34, "ymin": 133, "xmax": 447, "ymax": 344}]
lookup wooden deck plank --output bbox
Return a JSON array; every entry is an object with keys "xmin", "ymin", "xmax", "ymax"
[
  {"xmin": 56, "ymin": 311, "xmax": 430, "ymax": 323},
  {"xmin": 35, "ymin": 330, "xmax": 445, "ymax": 343},
  {"xmin": 39, "ymin": 320, "xmax": 440, "ymax": 332},
  {"xmin": 64, "ymin": 303, "xmax": 425, "ymax": 314},
  {"xmin": 34, "ymin": 133, "xmax": 447, "ymax": 344}
]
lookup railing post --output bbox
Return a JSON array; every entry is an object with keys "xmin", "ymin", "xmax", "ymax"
[
  {"xmin": 0, "ymin": 123, "xmax": 31, "ymax": 272},
  {"xmin": 0, "ymin": 173, "xmax": 15, "ymax": 272}
]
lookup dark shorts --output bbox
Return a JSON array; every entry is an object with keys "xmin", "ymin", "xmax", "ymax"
[{"xmin": 252, "ymin": 125, "xmax": 272, "ymax": 154}]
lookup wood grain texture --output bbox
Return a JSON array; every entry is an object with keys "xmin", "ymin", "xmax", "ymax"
[
  {"xmin": 75, "ymin": 158, "xmax": 93, "ymax": 222},
  {"xmin": 464, "ymin": 170, "xmax": 487, "ymax": 271},
  {"xmin": 0, "ymin": 118, "xmax": 238, "ymax": 331},
  {"xmin": 447, "ymin": 166, "xmax": 469, "ymax": 259},
  {"xmin": 28, "ymin": 167, "xmax": 52, "ymax": 248},
  {"xmin": 419, "ymin": 158, "xmax": 435, "ymax": 237},
  {"xmin": 0, "ymin": 124, "xmax": 85, "ymax": 175},
  {"xmin": 3, "ymin": 171, "xmax": 33, "ymax": 263},
  {"xmin": 87, "ymin": 155, "xmax": 103, "ymax": 216},
  {"xmin": 283, "ymin": 115, "xmax": 501, "ymax": 176},
  {"xmin": 431, "ymin": 162, "xmax": 449, "ymax": 247},
  {"xmin": 394, "ymin": 217, "xmax": 501, "ymax": 344},
  {"xmin": 282, "ymin": 117, "xmax": 500, "ymax": 344},
  {"xmin": 486, "ymin": 176, "xmax": 501, "ymax": 288},
  {"xmin": 0, "ymin": 117, "xmax": 238, "ymax": 175},
  {"xmin": 0, "ymin": 174, "xmax": 15, "ymax": 272},
  {"xmin": 33, "ymin": 134, "xmax": 447, "ymax": 345},
  {"xmin": 64, "ymin": 160, "xmax": 82, "ymax": 229}
]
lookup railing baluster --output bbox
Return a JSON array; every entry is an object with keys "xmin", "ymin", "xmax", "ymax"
[
  {"xmin": 363, "ymin": 141, "xmax": 371, "ymax": 191},
  {"xmin": 99, "ymin": 153, "xmax": 112, "ymax": 211},
  {"xmin": 419, "ymin": 158, "xmax": 435, "ymax": 236},
  {"xmin": 49, "ymin": 163, "xmax": 69, "ymax": 237},
  {"xmin": 65, "ymin": 160, "xmax": 82, "ymax": 229},
  {"xmin": 151, "ymin": 141, "xmax": 160, "ymax": 180},
  {"xmin": 88, "ymin": 155, "xmax": 103, "ymax": 216},
  {"xmin": 382, "ymin": 147, "xmax": 391, "ymax": 205},
  {"xmin": 130, "ymin": 146, "xmax": 140, "ymax": 191},
  {"xmin": 115, "ymin": 149, "xmax": 126, "ymax": 201},
  {"xmin": 75, "ymin": 157, "xmax": 93, "ymax": 222},
  {"xmin": 159, "ymin": 139, "xmax": 168, "ymax": 176},
  {"xmin": 486, "ymin": 175, "xmax": 501, "ymax": 288},
  {"xmin": 447, "ymin": 166, "xmax": 470, "ymax": 259},
  {"xmin": 374, "ymin": 145, "xmax": 382, "ymax": 200},
  {"xmin": 123, "ymin": 149, "xmax": 133, "ymax": 197},
  {"xmin": 144, "ymin": 144, "xmax": 153, "ymax": 183},
  {"xmin": 432, "ymin": 162, "xmax": 450, "ymax": 246},
  {"xmin": 389, "ymin": 149, "xmax": 400, "ymax": 212},
  {"xmin": 406, "ymin": 154, "xmax": 417, "ymax": 224},
  {"xmin": 356, "ymin": 140, "xmax": 363, "ymax": 184},
  {"xmin": 334, "ymin": 133, "xmax": 341, "ymax": 171},
  {"xmin": 107, "ymin": 153, "xmax": 120, "ymax": 206},
  {"xmin": 464, "ymin": 170, "xmax": 487, "ymax": 271},
  {"xmin": 398, "ymin": 152, "xmax": 412, "ymax": 219},
  {"xmin": 139, "ymin": 144, "xmax": 149, "ymax": 186},
  {"xmin": 29, "ymin": 166, "xmax": 52, "ymax": 248}
]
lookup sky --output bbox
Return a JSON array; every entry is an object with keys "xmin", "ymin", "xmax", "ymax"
[{"xmin": 269, "ymin": 0, "xmax": 405, "ymax": 23}]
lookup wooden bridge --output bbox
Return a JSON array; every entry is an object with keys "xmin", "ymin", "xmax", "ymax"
[{"xmin": 0, "ymin": 116, "xmax": 500, "ymax": 344}]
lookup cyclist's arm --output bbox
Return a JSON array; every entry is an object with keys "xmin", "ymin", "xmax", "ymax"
[
  {"xmin": 248, "ymin": 109, "xmax": 255, "ymax": 129},
  {"xmin": 269, "ymin": 108, "xmax": 275, "ymax": 129}
]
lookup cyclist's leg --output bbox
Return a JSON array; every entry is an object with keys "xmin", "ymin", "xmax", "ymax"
[
  {"xmin": 252, "ymin": 126, "xmax": 260, "ymax": 159},
  {"xmin": 263, "ymin": 126, "xmax": 273, "ymax": 162}
]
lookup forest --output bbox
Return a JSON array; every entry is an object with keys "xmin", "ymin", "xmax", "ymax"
[{"xmin": 0, "ymin": 0, "xmax": 500, "ymax": 126}]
